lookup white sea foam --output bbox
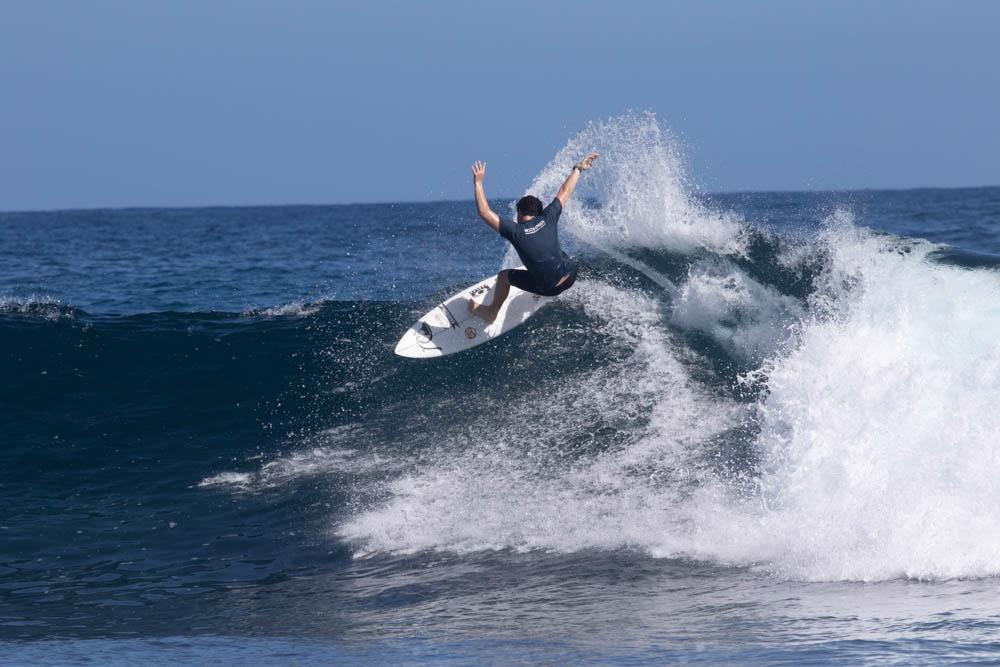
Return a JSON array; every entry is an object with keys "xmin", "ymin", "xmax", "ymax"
[
  {"xmin": 244, "ymin": 301, "xmax": 321, "ymax": 318},
  {"xmin": 0, "ymin": 294, "xmax": 73, "ymax": 320},
  {"xmin": 708, "ymin": 217, "xmax": 1000, "ymax": 580},
  {"xmin": 259, "ymin": 446, "xmax": 398, "ymax": 481},
  {"xmin": 199, "ymin": 432, "xmax": 408, "ymax": 492},
  {"xmin": 669, "ymin": 258, "xmax": 804, "ymax": 363},
  {"xmin": 197, "ymin": 472, "xmax": 253, "ymax": 490}
]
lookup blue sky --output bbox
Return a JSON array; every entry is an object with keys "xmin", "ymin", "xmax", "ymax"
[{"xmin": 2, "ymin": 0, "xmax": 998, "ymax": 210}]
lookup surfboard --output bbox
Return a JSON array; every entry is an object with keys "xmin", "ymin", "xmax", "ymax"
[{"xmin": 394, "ymin": 267, "xmax": 551, "ymax": 358}]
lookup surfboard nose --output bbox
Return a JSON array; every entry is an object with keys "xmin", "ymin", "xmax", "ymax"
[{"xmin": 394, "ymin": 324, "xmax": 443, "ymax": 358}]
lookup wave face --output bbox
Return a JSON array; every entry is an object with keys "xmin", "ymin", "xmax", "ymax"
[{"xmin": 5, "ymin": 116, "xmax": 1000, "ymax": 651}]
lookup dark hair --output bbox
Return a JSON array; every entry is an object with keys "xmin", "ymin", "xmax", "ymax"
[{"xmin": 516, "ymin": 195, "xmax": 544, "ymax": 217}]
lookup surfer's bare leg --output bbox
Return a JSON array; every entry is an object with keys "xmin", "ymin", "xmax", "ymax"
[{"xmin": 469, "ymin": 270, "xmax": 510, "ymax": 324}]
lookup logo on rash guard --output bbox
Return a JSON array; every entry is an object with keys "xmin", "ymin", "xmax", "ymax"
[{"xmin": 523, "ymin": 220, "xmax": 546, "ymax": 235}]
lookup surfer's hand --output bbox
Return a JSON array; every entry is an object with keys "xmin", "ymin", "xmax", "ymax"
[
  {"xmin": 472, "ymin": 161, "xmax": 486, "ymax": 184},
  {"xmin": 576, "ymin": 153, "xmax": 599, "ymax": 171}
]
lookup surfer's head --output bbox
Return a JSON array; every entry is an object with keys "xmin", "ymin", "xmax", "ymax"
[{"xmin": 516, "ymin": 195, "xmax": 544, "ymax": 218}]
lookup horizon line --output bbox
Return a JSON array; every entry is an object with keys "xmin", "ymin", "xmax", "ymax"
[{"xmin": 2, "ymin": 182, "xmax": 998, "ymax": 216}]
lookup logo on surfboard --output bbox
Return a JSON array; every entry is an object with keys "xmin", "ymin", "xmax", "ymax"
[{"xmin": 465, "ymin": 327, "xmax": 476, "ymax": 339}]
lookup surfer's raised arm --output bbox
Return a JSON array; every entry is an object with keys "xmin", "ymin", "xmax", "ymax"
[
  {"xmin": 554, "ymin": 153, "xmax": 599, "ymax": 206},
  {"xmin": 471, "ymin": 161, "xmax": 501, "ymax": 233}
]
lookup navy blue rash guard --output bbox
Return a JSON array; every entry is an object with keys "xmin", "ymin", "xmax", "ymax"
[{"xmin": 498, "ymin": 198, "xmax": 573, "ymax": 291}]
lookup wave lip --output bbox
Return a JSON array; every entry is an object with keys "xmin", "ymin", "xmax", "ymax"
[
  {"xmin": 0, "ymin": 296, "xmax": 336, "ymax": 324},
  {"xmin": 0, "ymin": 294, "xmax": 79, "ymax": 320}
]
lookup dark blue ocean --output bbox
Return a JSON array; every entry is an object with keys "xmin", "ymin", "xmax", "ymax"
[{"xmin": 5, "ymin": 118, "xmax": 1000, "ymax": 665}]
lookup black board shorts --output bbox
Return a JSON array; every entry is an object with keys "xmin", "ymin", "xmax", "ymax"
[{"xmin": 507, "ymin": 265, "xmax": 577, "ymax": 297}]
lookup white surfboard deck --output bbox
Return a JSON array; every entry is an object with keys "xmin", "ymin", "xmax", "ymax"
[{"xmin": 395, "ymin": 267, "xmax": 551, "ymax": 358}]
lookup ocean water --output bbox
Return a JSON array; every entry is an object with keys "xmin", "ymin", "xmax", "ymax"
[{"xmin": 4, "ymin": 115, "xmax": 1000, "ymax": 665}]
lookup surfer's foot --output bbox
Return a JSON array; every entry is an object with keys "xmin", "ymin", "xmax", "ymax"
[{"xmin": 468, "ymin": 298, "xmax": 498, "ymax": 324}]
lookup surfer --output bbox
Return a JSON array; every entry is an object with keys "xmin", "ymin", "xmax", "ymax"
[{"xmin": 468, "ymin": 153, "xmax": 599, "ymax": 323}]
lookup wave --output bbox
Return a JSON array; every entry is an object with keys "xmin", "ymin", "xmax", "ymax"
[
  {"xmin": 13, "ymin": 114, "xmax": 1000, "ymax": 583},
  {"xmin": 330, "ymin": 115, "xmax": 1000, "ymax": 582},
  {"xmin": 0, "ymin": 296, "xmax": 336, "ymax": 324}
]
